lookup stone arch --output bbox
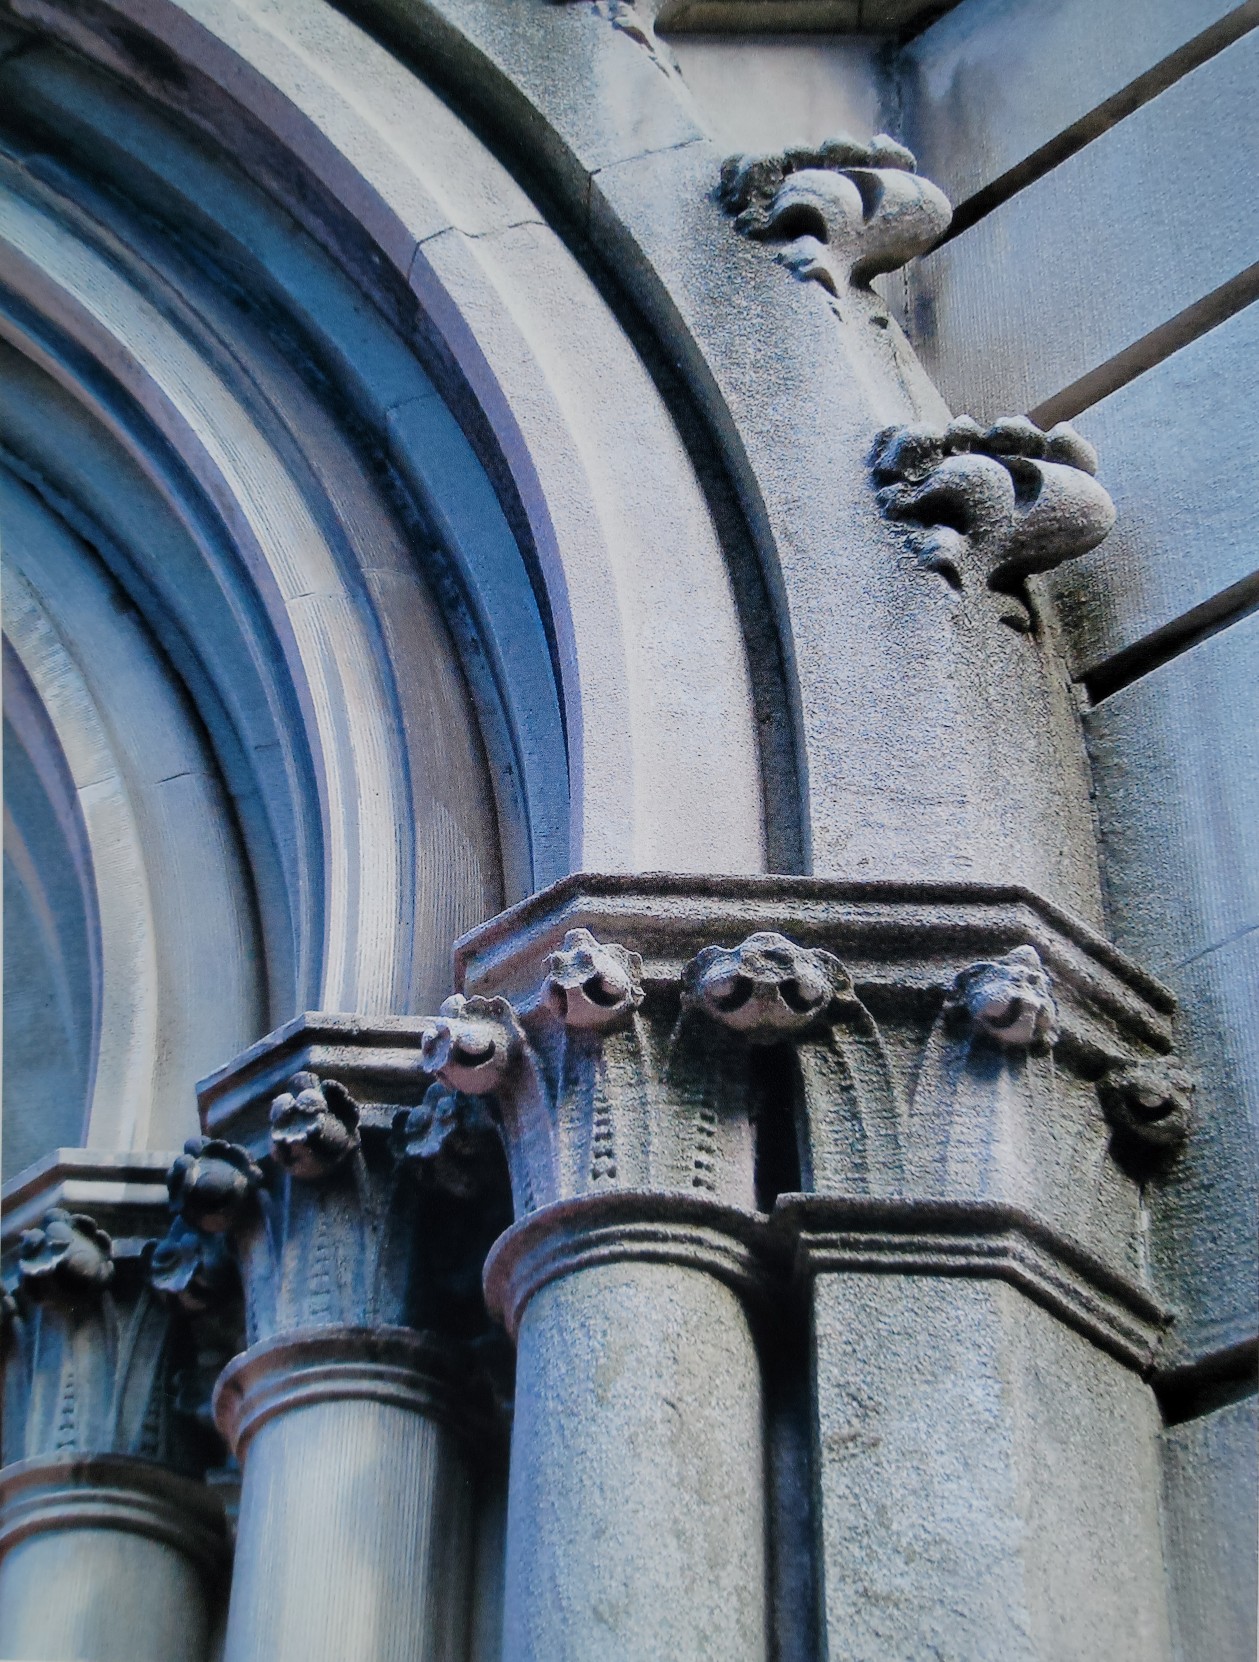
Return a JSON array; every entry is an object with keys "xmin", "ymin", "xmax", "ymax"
[{"xmin": 0, "ymin": 0, "xmax": 779, "ymax": 1162}]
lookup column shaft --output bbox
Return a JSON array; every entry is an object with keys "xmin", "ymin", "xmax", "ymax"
[
  {"xmin": 215, "ymin": 1329, "xmax": 475, "ymax": 1662},
  {"xmin": 0, "ymin": 1455, "xmax": 224, "ymax": 1662},
  {"xmin": 502, "ymin": 1259, "xmax": 767, "ymax": 1662}
]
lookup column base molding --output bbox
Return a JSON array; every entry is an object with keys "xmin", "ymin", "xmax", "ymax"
[
  {"xmin": 213, "ymin": 1326, "xmax": 482, "ymax": 1457},
  {"xmin": 484, "ymin": 1191, "xmax": 770, "ymax": 1338},
  {"xmin": 0, "ymin": 1453, "xmax": 227, "ymax": 1576}
]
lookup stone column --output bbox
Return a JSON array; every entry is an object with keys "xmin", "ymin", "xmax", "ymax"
[
  {"xmin": 427, "ymin": 909, "xmax": 865, "ymax": 1662},
  {"xmin": 177, "ymin": 1015, "xmax": 510, "ymax": 1662},
  {"xmin": 0, "ymin": 1153, "xmax": 229, "ymax": 1662},
  {"xmin": 443, "ymin": 875, "xmax": 1190, "ymax": 1662}
]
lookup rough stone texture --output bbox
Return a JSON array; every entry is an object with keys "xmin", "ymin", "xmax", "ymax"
[
  {"xmin": 901, "ymin": 0, "xmax": 1246, "ymax": 207},
  {"xmin": 910, "ymin": 29, "xmax": 1259, "ymax": 421},
  {"xmin": 503, "ymin": 1261, "xmax": 767, "ymax": 1662},
  {"xmin": 811, "ymin": 1272, "xmax": 1173, "ymax": 1661},
  {"xmin": 1085, "ymin": 615, "xmax": 1259, "ymax": 1364},
  {"xmin": 1160, "ymin": 1395, "xmax": 1259, "ymax": 1662},
  {"xmin": 1049, "ymin": 301, "xmax": 1259, "ymax": 676}
]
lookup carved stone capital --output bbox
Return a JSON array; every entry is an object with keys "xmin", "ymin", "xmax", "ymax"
[
  {"xmin": 444, "ymin": 875, "xmax": 1189, "ymax": 1365},
  {"xmin": 1, "ymin": 1155, "xmax": 223, "ymax": 1475},
  {"xmin": 718, "ymin": 135, "xmax": 951, "ymax": 292},
  {"xmin": 187, "ymin": 1015, "xmax": 511, "ymax": 1348},
  {"xmin": 870, "ymin": 415, "xmax": 1116, "ymax": 629}
]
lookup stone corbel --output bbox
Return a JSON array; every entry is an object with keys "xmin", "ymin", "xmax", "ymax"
[
  {"xmin": 870, "ymin": 414, "xmax": 1117, "ymax": 629},
  {"xmin": 717, "ymin": 135, "xmax": 952, "ymax": 295}
]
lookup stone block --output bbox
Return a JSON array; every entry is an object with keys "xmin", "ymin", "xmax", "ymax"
[
  {"xmin": 811, "ymin": 1272, "xmax": 1172, "ymax": 1661},
  {"xmin": 1161, "ymin": 1395, "xmax": 1259, "ymax": 1662},
  {"xmin": 910, "ymin": 29, "xmax": 1259, "ymax": 421},
  {"xmin": 1049, "ymin": 301, "xmax": 1259, "ymax": 675},
  {"xmin": 1086, "ymin": 617, "xmax": 1259, "ymax": 1359},
  {"xmin": 902, "ymin": 0, "xmax": 1244, "ymax": 206}
]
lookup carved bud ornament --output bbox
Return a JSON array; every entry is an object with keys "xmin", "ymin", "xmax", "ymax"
[
  {"xmin": 168, "ymin": 1138, "xmax": 264, "ymax": 1233},
  {"xmin": 683, "ymin": 931, "xmax": 847, "ymax": 1041},
  {"xmin": 544, "ymin": 928, "xmax": 644, "ymax": 1030},
  {"xmin": 269, "ymin": 1072, "xmax": 361, "ymax": 1179},
  {"xmin": 1100, "ymin": 1060, "xmax": 1194, "ymax": 1153},
  {"xmin": 394, "ymin": 1084, "xmax": 502, "ymax": 1199},
  {"xmin": 422, "ymin": 994, "xmax": 523, "ymax": 1094},
  {"xmin": 951, "ymin": 944, "xmax": 1059, "ymax": 1050},
  {"xmin": 17, "ymin": 1209, "xmax": 114, "ymax": 1301}
]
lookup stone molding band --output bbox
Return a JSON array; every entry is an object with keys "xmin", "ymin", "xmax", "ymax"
[
  {"xmin": 775, "ymin": 1195, "xmax": 1173, "ymax": 1372},
  {"xmin": 212, "ymin": 1327, "xmax": 480, "ymax": 1458},
  {"xmin": 483, "ymin": 1189, "xmax": 1172, "ymax": 1367},
  {"xmin": 0, "ymin": 1454, "xmax": 228, "ymax": 1576},
  {"xmin": 483, "ymin": 1192, "xmax": 771, "ymax": 1339}
]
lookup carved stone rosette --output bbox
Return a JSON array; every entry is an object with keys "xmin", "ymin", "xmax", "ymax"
[{"xmin": 0, "ymin": 1153, "xmax": 229, "ymax": 1662}]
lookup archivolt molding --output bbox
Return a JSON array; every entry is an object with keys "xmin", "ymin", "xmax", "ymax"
[{"xmin": 3, "ymin": 0, "xmax": 770, "ymax": 884}]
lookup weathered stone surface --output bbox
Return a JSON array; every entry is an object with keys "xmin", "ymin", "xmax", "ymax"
[
  {"xmin": 811, "ymin": 1273, "xmax": 1173, "ymax": 1661},
  {"xmin": 902, "ymin": 0, "xmax": 1246, "ymax": 206},
  {"xmin": 1161, "ymin": 1395, "xmax": 1259, "ymax": 1662},
  {"xmin": 910, "ymin": 30, "xmax": 1259, "ymax": 421},
  {"xmin": 1050, "ymin": 301, "xmax": 1259, "ymax": 676},
  {"xmin": 1086, "ymin": 615, "xmax": 1259, "ymax": 1364}
]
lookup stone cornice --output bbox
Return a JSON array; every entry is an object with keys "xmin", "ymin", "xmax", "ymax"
[
  {"xmin": 1, "ymin": 1150, "xmax": 174, "ymax": 1251},
  {"xmin": 453, "ymin": 874, "xmax": 1175, "ymax": 1050}
]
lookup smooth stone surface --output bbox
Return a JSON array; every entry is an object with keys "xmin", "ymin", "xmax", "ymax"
[
  {"xmin": 503, "ymin": 1259, "xmax": 767, "ymax": 1662},
  {"xmin": 902, "ymin": 0, "xmax": 1244, "ymax": 205},
  {"xmin": 811, "ymin": 1272, "xmax": 1173, "ymax": 1661},
  {"xmin": 1049, "ymin": 301, "xmax": 1259, "ymax": 675},
  {"xmin": 1086, "ymin": 616, "xmax": 1259, "ymax": 1360},
  {"xmin": 0, "ymin": 1524, "xmax": 213, "ymax": 1662},
  {"xmin": 910, "ymin": 29, "xmax": 1259, "ymax": 421},
  {"xmin": 668, "ymin": 34, "xmax": 887, "ymax": 152},
  {"xmin": 1161, "ymin": 1394, "xmax": 1259, "ymax": 1662},
  {"xmin": 222, "ymin": 1386, "xmax": 473, "ymax": 1662}
]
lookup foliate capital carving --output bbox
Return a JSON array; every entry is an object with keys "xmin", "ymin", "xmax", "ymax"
[
  {"xmin": 184, "ymin": 1018, "xmax": 512, "ymax": 1349},
  {"xmin": 1, "ymin": 1162, "xmax": 223, "ymax": 1475},
  {"xmin": 269, "ymin": 1073, "xmax": 361, "ymax": 1179},
  {"xmin": 544, "ymin": 928, "xmax": 644, "ymax": 1030},
  {"xmin": 450, "ymin": 876, "xmax": 1186, "ymax": 1357},
  {"xmin": 718, "ymin": 134, "xmax": 951, "ymax": 292},
  {"xmin": 683, "ymin": 931, "xmax": 849, "ymax": 1040},
  {"xmin": 950, "ymin": 945, "xmax": 1059, "ymax": 1050},
  {"xmin": 870, "ymin": 415, "xmax": 1116, "ymax": 629}
]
